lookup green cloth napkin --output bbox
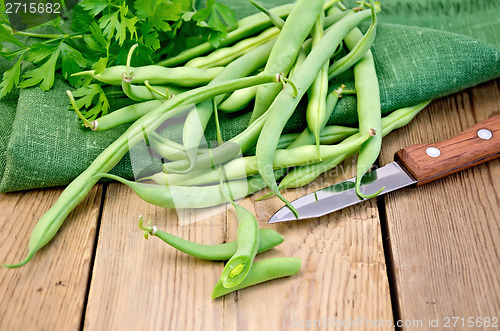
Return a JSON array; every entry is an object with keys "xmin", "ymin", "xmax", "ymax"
[{"xmin": 1, "ymin": 0, "xmax": 500, "ymax": 193}]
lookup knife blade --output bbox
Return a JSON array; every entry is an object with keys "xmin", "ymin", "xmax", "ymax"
[{"xmin": 269, "ymin": 114, "xmax": 500, "ymax": 223}]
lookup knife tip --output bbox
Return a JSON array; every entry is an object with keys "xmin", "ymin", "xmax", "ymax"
[{"xmin": 268, "ymin": 211, "xmax": 298, "ymax": 224}]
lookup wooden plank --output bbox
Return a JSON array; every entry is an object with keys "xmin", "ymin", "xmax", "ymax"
[
  {"xmin": 379, "ymin": 79, "xmax": 500, "ymax": 329},
  {"xmin": 83, "ymin": 182, "xmax": 227, "ymax": 330},
  {"xmin": 84, "ymin": 161, "xmax": 393, "ymax": 330},
  {"xmin": 0, "ymin": 185, "xmax": 103, "ymax": 331}
]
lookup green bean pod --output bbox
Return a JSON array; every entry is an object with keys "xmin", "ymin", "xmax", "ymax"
[
  {"xmin": 278, "ymin": 101, "xmax": 431, "ymax": 190},
  {"xmin": 175, "ymin": 130, "xmax": 369, "ymax": 184},
  {"xmin": 348, "ymin": 2, "xmax": 383, "ymax": 199},
  {"xmin": 90, "ymin": 100, "xmax": 164, "ymax": 131},
  {"xmin": 147, "ymin": 132, "xmax": 189, "ymax": 161},
  {"xmin": 139, "ymin": 217, "xmax": 283, "ymax": 261},
  {"xmin": 246, "ymin": 125, "xmax": 357, "ymax": 156},
  {"xmin": 288, "ymin": 46, "xmax": 308, "ymax": 80},
  {"xmin": 121, "ymin": 83, "xmax": 186, "ymax": 102},
  {"xmin": 3, "ymin": 74, "xmax": 283, "ymax": 268},
  {"xmin": 286, "ymin": 121, "xmax": 357, "ymax": 150},
  {"xmin": 120, "ymin": 44, "xmax": 177, "ymax": 102},
  {"xmin": 185, "ymin": 27, "xmax": 279, "ymax": 69},
  {"xmin": 305, "ymin": 12, "xmax": 329, "ymax": 155},
  {"xmin": 96, "ymin": 173, "xmax": 267, "ymax": 209},
  {"xmin": 158, "ymin": 4, "xmax": 294, "ymax": 67},
  {"xmin": 249, "ymin": 0, "xmax": 325, "ymax": 123},
  {"xmin": 255, "ymin": 8, "xmax": 375, "ymax": 217},
  {"xmin": 287, "ymin": 87, "xmax": 351, "ymax": 149},
  {"xmin": 139, "ymin": 168, "xmax": 212, "ymax": 186},
  {"xmin": 245, "ymin": 132, "xmax": 300, "ymax": 155},
  {"xmin": 218, "ymin": 84, "xmax": 259, "ymax": 113},
  {"xmin": 327, "ymin": 4, "xmax": 380, "ymax": 80},
  {"xmin": 220, "ymin": 203, "xmax": 260, "ymax": 288},
  {"xmin": 212, "ymin": 257, "xmax": 302, "ymax": 299},
  {"xmin": 250, "ymin": 2, "xmax": 347, "ymax": 82},
  {"xmin": 73, "ymin": 65, "xmax": 225, "ymax": 86}
]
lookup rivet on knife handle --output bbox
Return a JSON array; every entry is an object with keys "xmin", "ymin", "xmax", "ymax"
[{"xmin": 394, "ymin": 114, "xmax": 500, "ymax": 185}]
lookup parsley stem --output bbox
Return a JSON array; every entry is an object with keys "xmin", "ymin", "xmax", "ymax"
[
  {"xmin": 66, "ymin": 90, "xmax": 95, "ymax": 129},
  {"xmin": 2, "ymin": 24, "xmax": 84, "ymax": 40}
]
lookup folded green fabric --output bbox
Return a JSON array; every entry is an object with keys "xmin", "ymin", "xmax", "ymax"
[{"xmin": 1, "ymin": 0, "xmax": 500, "ymax": 193}]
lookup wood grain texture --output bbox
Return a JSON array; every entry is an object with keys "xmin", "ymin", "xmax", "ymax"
[
  {"xmin": 380, "ymin": 79, "xmax": 500, "ymax": 330},
  {"xmin": 0, "ymin": 185, "xmax": 102, "ymax": 331},
  {"xmin": 83, "ymin": 159, "xmax": 393, "ymax": 330},
  {"xmin": 83, "ymin": 182, "xmax": 228, "ymax": 331},
  {"xmin": 394, "ymin": 114, "xmax": 500, "ymax": 185}
]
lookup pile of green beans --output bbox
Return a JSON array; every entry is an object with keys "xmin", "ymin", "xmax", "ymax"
[{"xmin": 4, "ymin": 0, "xmax": 433, "ymax": 299}]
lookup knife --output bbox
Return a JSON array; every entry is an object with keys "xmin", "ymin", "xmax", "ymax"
[{"xmin": 269, "ymin": 114, "xmax": 500, "ymax": 223}]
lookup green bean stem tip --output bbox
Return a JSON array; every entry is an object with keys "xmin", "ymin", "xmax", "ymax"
[
  {"xmin": 279, "ymin": 75, "xmax": 298, "ymax": 97},
  {"xmin": 66, "ymin": 90, "xmax": 95, "ymax": 130}
]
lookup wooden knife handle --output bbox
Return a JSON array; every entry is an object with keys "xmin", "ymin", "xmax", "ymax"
[{"xmin": 394, "ymin": 114, "xmax": 500, "ymax": 185}]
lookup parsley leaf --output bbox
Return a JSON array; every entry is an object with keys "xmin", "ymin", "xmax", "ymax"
[
  {"xmin": 19, "ymin": 42, "xmax": 62, "ymax": 90},
  {"xmin": 0, "ymin": 53, "xmax": 24, "ymax": 98},
  {"xmin": 192, "ymin": 0, "xmax": 237, "ymax": 47},
  {"xmin": 135, "ymin": 0, "xmax": 183, "ymax": 32},
  {"xmin": 99, "ymin": 2, "xmax": 138, "ymax": 46},
  {"xmin": 0, "ymin": 25, "xmax": 26, "ymax": 48},
  {"xmin": 60, "ymin": 44, "xmax": 87, "ymax": 86},
  {"xmin": 0, "ymin": 0, "xmax": 237, "ymax": 101},
  {"xmin": 72, "ymin": 84, "xmax": 110, "ymax": 119},
  {"xmin": 79, "ymin": 0, "xmax": 109, "ymax": 16}
]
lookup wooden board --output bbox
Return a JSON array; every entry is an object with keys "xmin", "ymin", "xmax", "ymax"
[
  {"xmin": 0, "ymin": 186, "xmax": 103, "ymax": 331},
  {"xmin": 379, "ymin": 79, "xmax": 500, "ymax": 330}
]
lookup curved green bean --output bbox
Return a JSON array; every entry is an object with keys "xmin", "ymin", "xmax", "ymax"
[
  {"xmin": 348, "ymin": 1, "xmax": 383, "ymax": 199},
  {"xmin": 157, "ymin": 3, "xmax": 294, "ymax": 67},
  {"xmin": 138, "ymin": 167, "xmax": 212, "ymax": 186},
  {"xmin": 139, "ymin": 216, "xmax": 283, "ymax": 261},
  {"xmin": 121, "ymin": 83, "xmax": 186, "ymax": 102},
  {"xmin": 96, "ymin": 173, "xmax": 268, "ymax": 209},
  {"xmin": 218, "ymin": 84, "xmax": 259, "ymax": 113},
  {"xmin": 255, "ymin": 8, "xmax": 375, "ymax": 218},
  {"xmin": 185, "ymin": 27, "xmax": 279, "ymax": 69},
  {"xmin": 220, "ymin": 203, "xmax": 260, "ymax": 288},
  {"xmin": 287, "ymin": 87, "xmax": 352, "ymax": 149},
  {"xmin": 327, "ymin": 4, "xmax": 379, "ymax": 80},
  {"xmin": 73, "ymin": 65, "xmax": 224, "ymax": 87},
  {"xmin": 248, "ymin": 0, "xmax": 325, "ymax": 123},
  {"xmin": 212, "ymin": 257, "xmax": 301, "ymax": 299},
  {"xmin": 147, "ymin": 132, "xmax": 189, "ymax": 161},
  {"xmin": 305, "ymin": 12, "xmax": 329, "ymax": 155}
]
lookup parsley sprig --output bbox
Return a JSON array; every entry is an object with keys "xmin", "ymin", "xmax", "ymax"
[{"xmin": 0, "ymin": 0, "xmax": 237, "ymax": 110}]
